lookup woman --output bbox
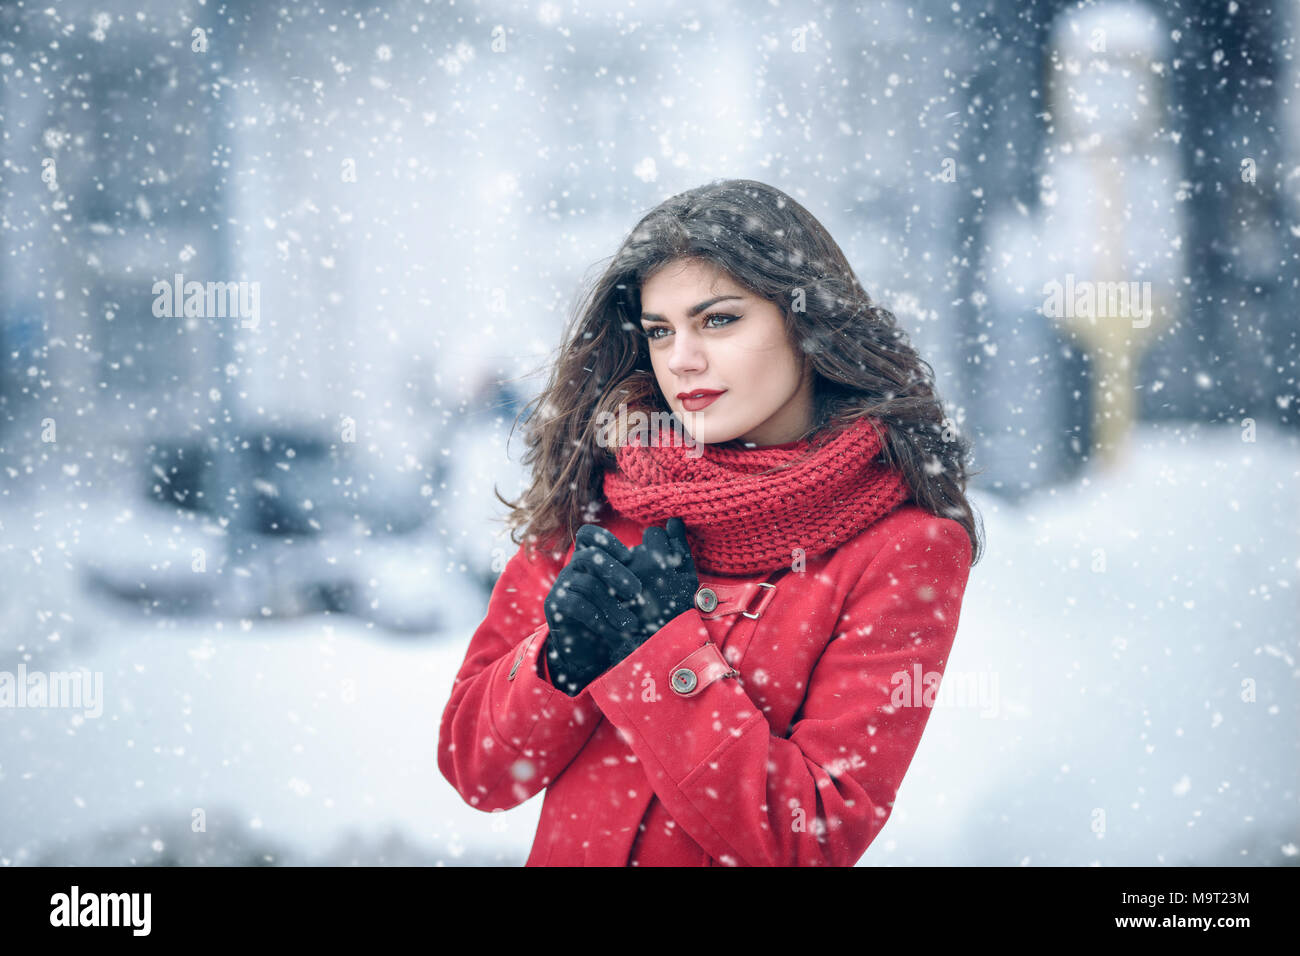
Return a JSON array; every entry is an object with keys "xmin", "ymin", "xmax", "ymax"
[{"xmin": 437, "ymin": 179, "xmax": 984, "ymax": 867}]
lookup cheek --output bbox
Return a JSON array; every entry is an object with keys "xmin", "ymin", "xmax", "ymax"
[
  {"xmin": 648, "ymin": 349, "xmax": 666, "ymax": 377},
  {"xmin": 651, "ymin": 351, "xmax": 675, "ymax": 391},
  {"xmin": 744, "ymin": 333, "xmax": 798, "ymax": 383}
]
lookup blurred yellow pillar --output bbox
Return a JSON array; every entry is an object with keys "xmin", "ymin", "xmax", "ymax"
[{"xmin": 1050, "ymin": 164, "xmax": 1168, "ymax": 469}]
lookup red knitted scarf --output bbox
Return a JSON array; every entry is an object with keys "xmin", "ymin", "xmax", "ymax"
[{"xmin": 601, "ymin": 415, "xmax": 912, "ymax": 576}]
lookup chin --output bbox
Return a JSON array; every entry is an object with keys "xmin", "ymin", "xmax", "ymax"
[{"xmin": 680, "ymin": 417, "xmax": 744, "ymax": 446}]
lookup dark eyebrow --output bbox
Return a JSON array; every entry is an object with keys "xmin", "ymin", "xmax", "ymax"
[{"xmin": 639, "ymin": 295, "xmax": 744, "ymax": 323}]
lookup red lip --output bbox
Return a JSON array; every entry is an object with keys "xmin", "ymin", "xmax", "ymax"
[{"xmin": 678, "ymin": 389, "xmax": 725, "ymax": 412}]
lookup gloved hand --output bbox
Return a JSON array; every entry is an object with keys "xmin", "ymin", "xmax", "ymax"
[
  {"xmin": 542, "ymin": 534, "xmax": 642, "ymax": 696},
  {"xmin": 583, "ymin": 517, "xmax": 700, "ymax": 666}
]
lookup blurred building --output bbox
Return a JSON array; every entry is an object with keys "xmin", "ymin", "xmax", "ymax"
[{"xmin": 2, "ymin": 0, "xmax": 1297, "ymax": 529}]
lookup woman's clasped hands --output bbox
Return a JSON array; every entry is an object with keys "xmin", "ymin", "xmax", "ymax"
[{"xmin": 542, "ymin": 517, "xmax": 700, "ymax": 696}]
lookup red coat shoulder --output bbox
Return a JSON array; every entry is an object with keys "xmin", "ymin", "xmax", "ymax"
[{"xmin": 835, "ymin": 503, "xmax": 973, "ymax": 578}]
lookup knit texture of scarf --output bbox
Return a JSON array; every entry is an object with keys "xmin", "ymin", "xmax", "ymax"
[{"xmin": 601, "ymin": 415, "xmax": 912, "ymax": 576}]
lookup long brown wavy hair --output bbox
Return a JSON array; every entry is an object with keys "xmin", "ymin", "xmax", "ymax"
[{"xmin": 495, "ymin": 178, "xmax": 984, "ymax": 566}]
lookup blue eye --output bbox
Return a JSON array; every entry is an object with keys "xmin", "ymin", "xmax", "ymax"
[{"xmin": 640, "ymin": 314, "xmax": 740, "ymax": 340}]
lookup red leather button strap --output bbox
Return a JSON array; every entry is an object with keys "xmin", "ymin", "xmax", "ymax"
[
  {"xmin": 668, "ymin": 641, "xmax": 739, "ymax": 698},
  {"xmin": 696, "ymin": 581, "xmax": 777, "ymax": 621}
]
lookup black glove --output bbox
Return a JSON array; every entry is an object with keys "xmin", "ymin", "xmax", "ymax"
[
  {"xmin": 584, "ymin": 517, "xmax": 700, "ymax": 666},
  {"xmin": 542, "ymin": 535, "xmax": 642, "ymax": 696}
]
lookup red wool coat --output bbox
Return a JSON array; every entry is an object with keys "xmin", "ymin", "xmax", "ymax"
[{"xmin": 437, "ymin": 501, "xmax": 973, "ymax": 866}]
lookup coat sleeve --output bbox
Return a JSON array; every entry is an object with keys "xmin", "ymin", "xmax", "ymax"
[
  {"xmin": 437, "ymin": 538, "xmax": 603, "ymax": 812},
  {"xmin": 584, "ymin": 512, "xmax": 974, "ymax": 866}
]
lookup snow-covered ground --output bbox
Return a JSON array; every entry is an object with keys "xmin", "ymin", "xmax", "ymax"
[{"xmin": 1, "ymin": 421, "xmax": 1296, "ymax": 865}]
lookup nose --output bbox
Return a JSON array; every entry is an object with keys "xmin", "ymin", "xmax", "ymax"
[{"xmin": 666, "ymin": 327, "xmax": 706, "ymax": 378}]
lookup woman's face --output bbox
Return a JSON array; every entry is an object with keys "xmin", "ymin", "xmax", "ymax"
[{"xmin": 638, "ymin": 258, "xmax": 814, "ymax": 447}]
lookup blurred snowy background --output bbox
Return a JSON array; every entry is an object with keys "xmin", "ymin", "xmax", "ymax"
[{"xmin": 0, "ymin": 0, "xmax": 1296, "ymax": 865}]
